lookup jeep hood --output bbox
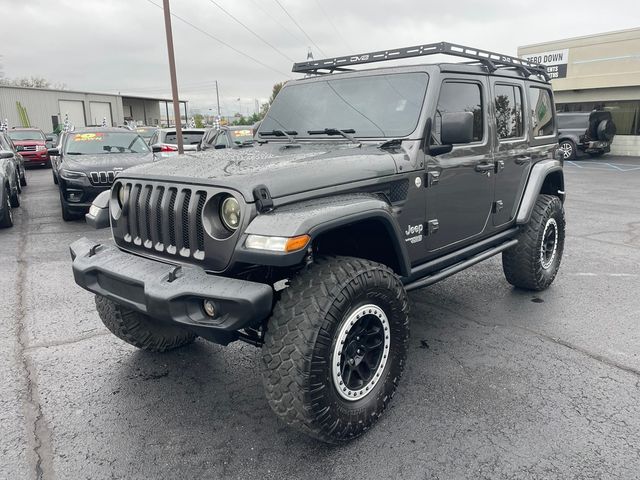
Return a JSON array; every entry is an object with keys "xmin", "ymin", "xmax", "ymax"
[
  {"xmin": 122, "ymin": 143, "xmax": 406, "ymax": 200},
  {"xmin": 61, "ymin": 152, "xmax": 155, "ymax": 172}
]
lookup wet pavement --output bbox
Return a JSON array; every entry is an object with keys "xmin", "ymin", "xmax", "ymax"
[{"xmin": 1, "ymin": 156, "xmax": 639, "ymax": 479}]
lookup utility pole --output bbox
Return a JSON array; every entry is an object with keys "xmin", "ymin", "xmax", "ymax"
[
  {"xmin": 162, "ymin": 0, "xmax": 184, "ymax": 154},
  {"xmin": 215, "ymin": 80, "xmax": 221, "ymax": 116}
]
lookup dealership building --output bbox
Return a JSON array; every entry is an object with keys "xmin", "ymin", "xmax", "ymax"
[
  {"xmin": 0, "ymin": 85, "xmax": 187, "ymax": 132},
  {"xmin": 519, "ymin": 27, "xmax": 640, "ymax": 155}
]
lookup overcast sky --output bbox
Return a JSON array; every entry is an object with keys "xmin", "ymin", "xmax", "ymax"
[{"xmin": 1, "ymin": 0, "xmax": 638, "ymax": 116}]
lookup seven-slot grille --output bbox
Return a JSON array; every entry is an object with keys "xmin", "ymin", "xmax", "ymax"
[
  {"xmin": 89, "ymin": 171, "xmax": 118, "ymax": 185},
  {"xmin": 122, "ymin": 182, "xmax": 207, "ymax": 260}
]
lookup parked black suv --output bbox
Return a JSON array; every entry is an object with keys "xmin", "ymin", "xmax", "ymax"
[
  {"xmin": 557, "ymin": 110, "xmax": 616, "ymax": 160},
  {"xmin": 70, "ymin": 43, "xmax": 565, "ymax": 443},
  {"xmin": 51, "ymin": 127, "xmax": 154, "ymax": 220}
]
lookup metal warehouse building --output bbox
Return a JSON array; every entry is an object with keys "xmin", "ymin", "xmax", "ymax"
[
  {"xmin": 0, "ymin": 85, "xmax": 187, "ymax": 132},
  {"xmin": 519, "ymin": 27, "xmax": 640, "ymax": 156}
]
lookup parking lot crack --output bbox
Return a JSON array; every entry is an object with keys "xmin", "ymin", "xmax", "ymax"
[{"xmin": 14, "ymin": 209, "xmax": 55, "ymax": 480}]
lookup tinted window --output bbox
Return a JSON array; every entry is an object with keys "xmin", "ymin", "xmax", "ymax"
[
  {"xmin": 557, "ymin": 114, "xmax": 589, "ymax": 129},
  {"xmin": 529, "ymin": 87, "xmax": 554, "ymax": 137},
  {"xmin": 164, "ymin": 131, "xmax": 204, "ymax": 145},
  {"xmin": 259, "ymin": 72, "xmax": 429, "ymax": 138},
  {"xmin": 495, "ymin": 84, "xmax": 524, "ymax": 139},
  {"xmin": 8, "ymin": 130, "xmax": 45, "ymax": 141},
  {"xmin": 434, "ymin": 81, "xmax": 484, "ymax": 143},
  {"xmin": 64, "ymin": 132, "xmax": 150, "ymax": 155}
]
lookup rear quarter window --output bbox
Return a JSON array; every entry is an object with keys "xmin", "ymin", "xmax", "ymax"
[{"xmin": 529, "ymin": 87, "xmax": 555, "ymax": 137}]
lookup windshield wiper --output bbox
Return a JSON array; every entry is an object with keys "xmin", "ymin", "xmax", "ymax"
[
  {"xmin": 307, "ymin": 128, "xmax": 361, "ymax": 145},
  {"xmin": 259, "ymin": 130, "xmax": 298, "ymax": 142}
]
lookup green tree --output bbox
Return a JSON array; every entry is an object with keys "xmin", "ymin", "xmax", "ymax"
[{"xmin": 193, "ymin": 113, "xmax": 205, "ymax": 128}]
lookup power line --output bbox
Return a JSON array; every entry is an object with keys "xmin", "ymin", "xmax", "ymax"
[
  {"xmin": 247, "ymin": 0, "xmax": 306, "ymax": 46},
  {"xmin": 272, "ymin": 0, "xmax": 327, "ymax": 57},
  {"xmin": 313, "ymin": 0, "xmax": 353, "ymax": 52},
  {"xmin": 145, "ymin": 0, "xmax": 292, "ymax": 78},
  {"xmin": 206, "ymin": 0, "xmax": 294, "ymax": 63}
]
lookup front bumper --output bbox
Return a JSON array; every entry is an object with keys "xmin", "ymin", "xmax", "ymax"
[
  {"xmin": 22, "ymin": 151, "xmax": 50, "ymax": 166},
  {"xmin": 70, "ymin": 237, "xmax": 273, "ymax": 333}
]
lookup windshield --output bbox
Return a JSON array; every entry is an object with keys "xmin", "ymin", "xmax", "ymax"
[
  {"xmin": 259, "ymin": 72, "xmax": 429, "ymax": 138},
  {"xmin": 230, "ymin": 129, "xmax": 254, "ymax": 144},
  {"xmin": 8, "ymin": 130, "xmax": 45, "ymax": 141},
  {"xmin": 64, "ymin": 132, "xmax": 150, "ymax": 155},
  {"xmin": 135, "ymin": 127, "xmax": 157, "ymax": 140}
]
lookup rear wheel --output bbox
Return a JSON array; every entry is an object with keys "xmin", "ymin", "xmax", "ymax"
[
  {"xmin": 502, "ymin": 194, "xmax": 565, "ymax": 291},
  {"xmin": 95, "ymin": 295, "xmax": 196, "ymax": 352},
  {"xmin": 20, "ymin": 170, "xmax": 27, "ymax": 187},
  {"xmin": 262, "ymin": 256, "xmax": 410, "ymax": 443},
  {"xmin": 0, "ymin": 185, "xmax": 13, "ymax": 228},
  {"xmin": 9, "ymin": 185, "xmax": 19, "ymax": 208},
  {"xmin": 558, "ymin": 140, "xmax": 576, "ymax": 160}
]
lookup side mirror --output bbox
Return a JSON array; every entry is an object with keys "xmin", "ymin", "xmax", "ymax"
[
  {"xmin": 16, "ymin": 145, "xmax": 25, "ymax": 152},
  {"xmin": 441, "ymin": 111, "xmax": 474, "ymax": 145},
  {"xmin": 151, "ymin": 145, "xmax": 162, "ymax": 153},
  {"xmin": 0, "ymin": 151, "xmax": 14, "ymax": 159},
  {"xmin": 48, "ymin": 148, "xmax": 60, "ymax": 156},
  {"xmin": 85, "ymin": 190, "xmax": 111, "ymax": 229}
]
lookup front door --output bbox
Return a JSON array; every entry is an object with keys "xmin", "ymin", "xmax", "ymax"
[
  {"xmin": 491, "ymin": 80, "xmax": 532, "ymax": 226},
  {"xmin": 424, "ymin": 77, "xmax": 494, "ymax": 254}
]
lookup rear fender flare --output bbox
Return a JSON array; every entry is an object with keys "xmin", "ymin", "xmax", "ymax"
[{"xmin": 516, "ymin": 159, "xmax": 564, "ymax": 225}]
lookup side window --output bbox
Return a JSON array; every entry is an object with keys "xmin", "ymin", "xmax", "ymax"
[
  {"xmin": 494, "ymin": 84, "xmax": 524, "ymax": 140},
  {"xmin": 529, "ymin": 87, "xmax": 554, "ymax": 137},
  {"xmin": 434, "ymin": 81, "xmax": 484, "ymax": 143}
]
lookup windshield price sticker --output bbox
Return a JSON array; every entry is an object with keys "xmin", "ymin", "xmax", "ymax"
[
  {"xmin": 73, "ymin": 133, "xmax": 104, "ymax": 142},
  {"xmin": 232, "ymin": 130, "xmax": 253, "ymax": 137}
]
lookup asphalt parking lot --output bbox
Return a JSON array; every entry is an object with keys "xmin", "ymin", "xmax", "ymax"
[{"xmin": 2, "ymin": 156, "xmax": 639, "ymax": 479}]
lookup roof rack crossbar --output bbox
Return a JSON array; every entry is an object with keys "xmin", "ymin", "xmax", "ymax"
[{"xmin": 292, "ymin": 41, "xmax": 549, "ymax": 80}]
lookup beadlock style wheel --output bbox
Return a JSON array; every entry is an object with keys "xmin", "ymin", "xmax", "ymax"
[
  {"xmin": 540, "ymin": 218, "xmax": 558, "ymax": 270},
  {"xmin": 332, "ymin": 304, "xmax": 390, "ymax": 401}
]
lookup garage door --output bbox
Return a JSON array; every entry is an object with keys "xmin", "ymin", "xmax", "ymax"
[
  {"xmin": 89, "ymin": 102, "xmax": 113, "ymax": 126},
  {"xmin": 58, "ymin": 100, "xmax": 86, "ymax": 128}
]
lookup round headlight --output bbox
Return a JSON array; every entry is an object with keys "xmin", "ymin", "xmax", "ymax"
[
  {"xmin": 220, "ymin": 196, "xmax": 241, "ymax": 231},
  {"xmin": 117, "ymin": 183, "xmax": 126, "ymax": 207}
]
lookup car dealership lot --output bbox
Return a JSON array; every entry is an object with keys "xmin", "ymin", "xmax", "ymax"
[{"xmin": 2, "ymin": 157, "xmax": 640, "ymax": 479}]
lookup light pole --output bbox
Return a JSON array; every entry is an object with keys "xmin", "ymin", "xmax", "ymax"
[{"xmin": 161, "ymin": 0, "xmax": 184, "ymax": 154}]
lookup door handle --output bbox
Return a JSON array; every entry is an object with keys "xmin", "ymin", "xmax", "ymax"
[
  {"xmin": 475, "ymin": 162, "xmax": 494, "ymax": 172},
  {"xmin": 515, "ymin": 156, "xmax": 532, "ymax": 165}
]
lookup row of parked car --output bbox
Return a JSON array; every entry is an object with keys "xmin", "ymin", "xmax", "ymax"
[{"xmin": 0, "ymin": 123, "xmax": 255, "ymax": 227}]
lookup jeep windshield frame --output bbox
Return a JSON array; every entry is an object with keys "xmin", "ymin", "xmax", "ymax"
[{"xmin": 258, "ymin": 71, "xmax": 430, "ymax": 140}]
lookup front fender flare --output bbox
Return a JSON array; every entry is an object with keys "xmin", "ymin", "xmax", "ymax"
[{"xmin": 234, "ymin": 194, "xmax": 411, "ymax": 276}]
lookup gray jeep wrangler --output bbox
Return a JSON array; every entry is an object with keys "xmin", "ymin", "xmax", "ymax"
[{"xmin": 71, "ymin": 43, "xmax": 566, "ymax": 443}]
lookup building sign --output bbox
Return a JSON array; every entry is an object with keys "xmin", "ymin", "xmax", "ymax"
[{"xmin": 522, "ymin": 49, "xmax": 569, "ymax": 79}]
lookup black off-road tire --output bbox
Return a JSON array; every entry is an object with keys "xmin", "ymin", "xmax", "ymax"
[
  {"xmin": 502, "ymin": 194, "xmax": 565, "ymax": 291},
  {"xmin": 262, "ymin": 256, "xmax": 410, "ymax": 443},
  {"xmin": 558, "ymin": 140, "xmax": 576, "ymax": 160},
  {"xmin": 0, "ymin": 186, "xmax": 13, "ymax": 228},
  {"xmin": 95, "ymin": 295, "xmax": 196, "ymax": 352}
]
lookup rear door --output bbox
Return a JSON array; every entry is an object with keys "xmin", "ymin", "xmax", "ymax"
[
  {"xmin": 490, "ymin": 79, "xmax": 531, "ymax": 227},
  {"xmin": 424, "ymin": 76, "xmax": 494, "ymax": 253}
]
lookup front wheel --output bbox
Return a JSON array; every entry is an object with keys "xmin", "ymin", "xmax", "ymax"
[
  {"xmin": 502, "ymin": 194, "xmax": 565, "ymax": 291},
  {"xmin": 95, "ymin": 296, "xmax": 196, "ymax": 352},
  {"xmin": 262, "ymin": 256, "xmax": 410, "ymax": 443},
  {"xmin": 0, "ymin": 186, "xmax": 13, "ymax": 228}
]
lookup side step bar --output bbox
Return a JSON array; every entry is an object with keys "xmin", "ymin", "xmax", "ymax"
[{"xmin": 404, "ymin": 239, "xmax": 518, "ymax": 292}]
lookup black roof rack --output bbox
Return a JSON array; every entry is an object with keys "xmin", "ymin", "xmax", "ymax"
[{"xmin": 292, "ymin": 41, "xmax": 549, "ymax": 80}]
